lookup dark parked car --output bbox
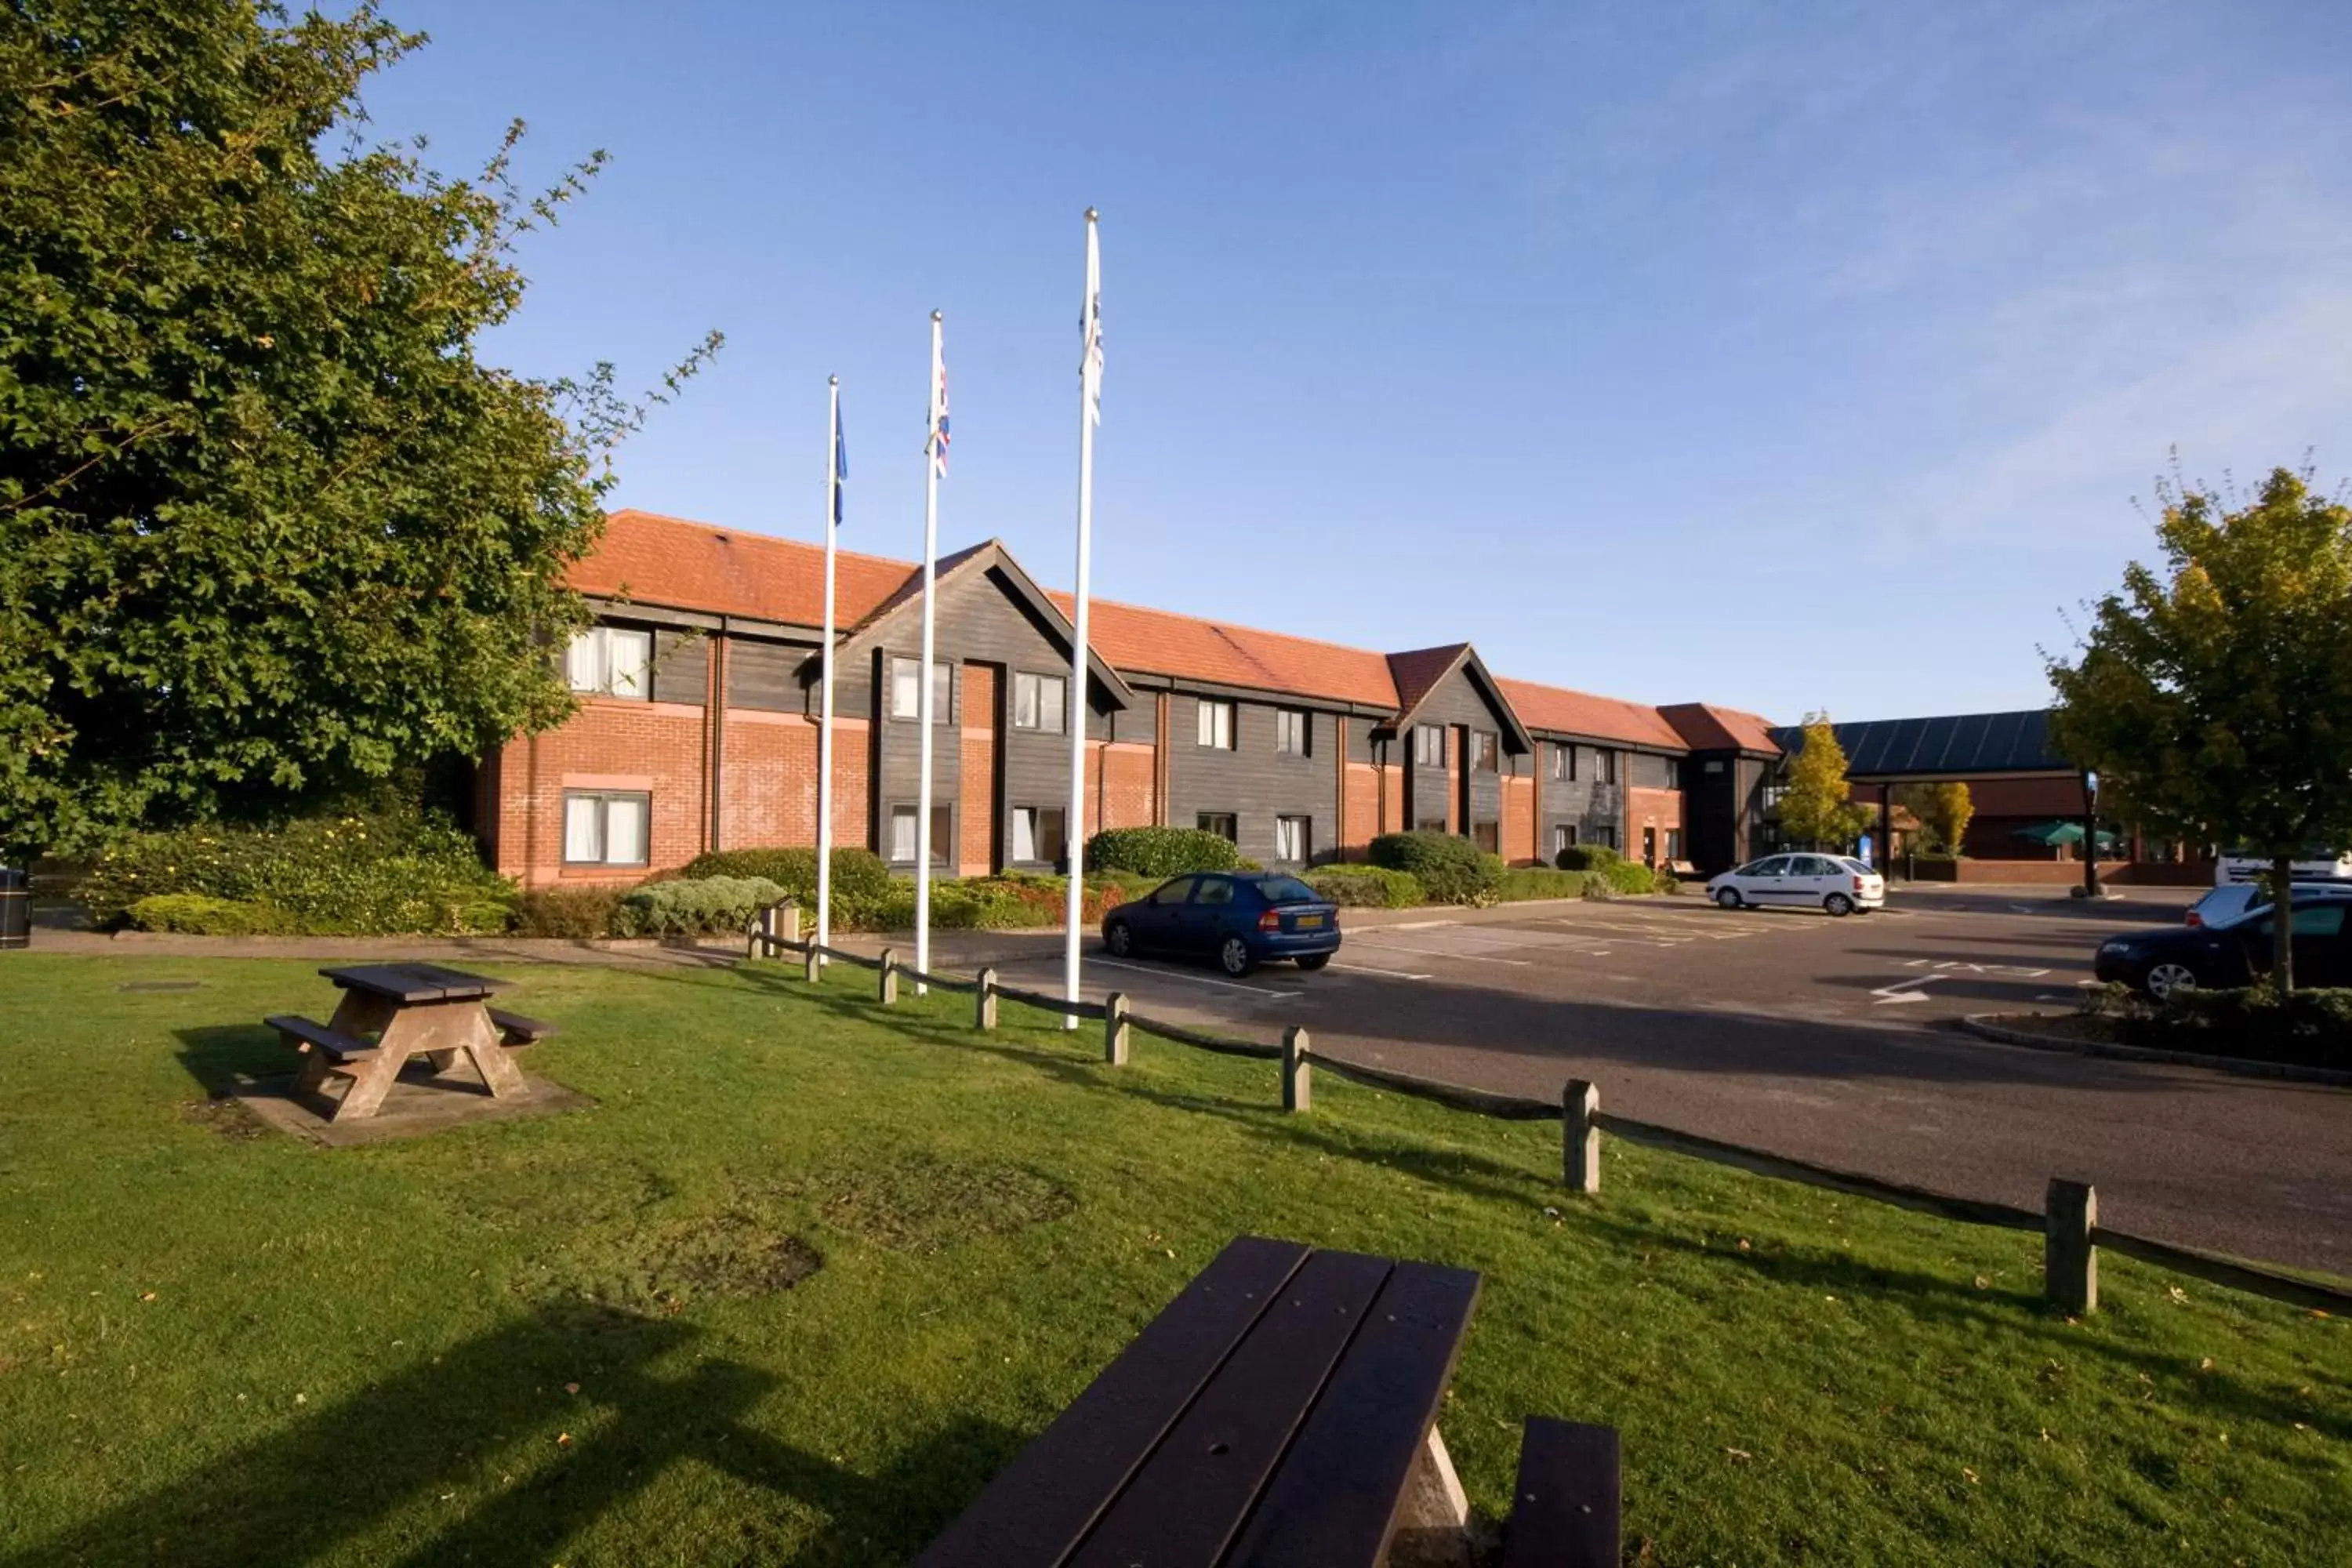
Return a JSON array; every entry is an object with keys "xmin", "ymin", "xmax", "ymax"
[
  {"xmin": 1102, "ymin": 872, "xmax": 1341, "ymax": 977},
  {"xmin": 2094, "ymin": 896, "xmax": 2352, "ymax": 999}
]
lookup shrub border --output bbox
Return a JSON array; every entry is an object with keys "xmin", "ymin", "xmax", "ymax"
[{"xmin": 1960, "ymin": 1013, "xmax": 2352, "ymax": 1088}]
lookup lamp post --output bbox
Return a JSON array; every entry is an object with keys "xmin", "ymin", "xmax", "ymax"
[{"xmin": 2082, "ymin": 769, "xmax": 2102, "ymax": 898}]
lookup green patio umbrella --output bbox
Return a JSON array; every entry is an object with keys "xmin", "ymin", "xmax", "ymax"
[{"xmin": 2012, "ymin": 821, "xmax": 2121, "ymax": 848}]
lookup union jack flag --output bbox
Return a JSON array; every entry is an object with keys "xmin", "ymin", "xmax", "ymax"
[{"xmin": 928, "ymin": 364, "xmax": 951, "ymax": 477}]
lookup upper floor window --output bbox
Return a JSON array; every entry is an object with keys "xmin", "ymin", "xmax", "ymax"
[
  {"xmin": 1196, "ymin": 699, "xmax": 1236, "ymax": 750},
  {"xmin": 1665, "ymin": 757, "xmax": 1682, "ymax": 789},
  {"xmin": 1275, "ymin": 708, "xmax": 1310, "ymax": 757},
  {"xmin": 1470, "ymin": 730, "xmax": 1500, "ymax": 773},
  {"xmin": 890, "ymin": 656, "xmax": 951, "ymax": 723},
  {"xmin": 1598, "ymin": 749, "xmax": 1619, "ymax": 785},
  {"xmin": 1013, "ymin": 671, "xmax": 1067, "ymax": 734},
  {"xmin": 566, "ymin": 626, "xmax": 652, "ymax": 700},
  {"xmin": 1413, "ymin": 724, "xmax": 1445, "ymax": 768},
  {"xmin": 1551, "ymin": 745, "xmax": 1573, "ymax": 781}
]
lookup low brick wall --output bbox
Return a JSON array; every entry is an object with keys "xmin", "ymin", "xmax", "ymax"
[{"xmin": 1904, "ymin": 858, "xmax": 2214, "ymax": 887}]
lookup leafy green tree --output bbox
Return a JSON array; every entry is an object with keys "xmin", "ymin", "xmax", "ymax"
[
  {"xmin": 0, "ymin": 1, "xmax": 716, "ymax": 857},
  {"xmin": 2049, "ymin": 466, "xmax": 2352, "ymax": 991},
  {"xmin": 1777, "ymin": 713, "xmax": 1871, "ymax": 850}
]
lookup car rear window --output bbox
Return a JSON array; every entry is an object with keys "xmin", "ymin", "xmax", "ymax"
[{"xmin": 1254, "ymin": 876, "xmax": 1320, "ymax": 904}]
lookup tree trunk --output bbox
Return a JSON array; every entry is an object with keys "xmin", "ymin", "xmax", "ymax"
[{"xmin": 2272, "ymin": 853, "xmax": 2297, "ymax": 993}]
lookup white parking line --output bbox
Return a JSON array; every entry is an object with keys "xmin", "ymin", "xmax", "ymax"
[
  {"xmin": 1088, "ymin": 957, "xmax": 1290, "ymax": 997},
  {"xmin": 1328, "ymin": 960, "xmax": 1433, "ymax": 980},
  {"xmin": 1346, "ymin": 938, "xmax": 1534, "ymax": 967}
]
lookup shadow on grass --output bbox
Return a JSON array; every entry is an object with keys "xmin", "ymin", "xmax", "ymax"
[
  {"xmin": 5, "ymin": 1305, "xmax": 1023, "ymax": 1568},
  {"xmin": 173, "ymin": 1023, "xmax": 295, "ymax": 1094}
]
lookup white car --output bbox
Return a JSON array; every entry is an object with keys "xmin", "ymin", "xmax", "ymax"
[
  {"xmin": 2216, "ymin": 849, "xmax": 2352, "ymax": 885},
  {"xmin": 1708, "ymin": 853, "xmax": 1885, "ymax": 916}
]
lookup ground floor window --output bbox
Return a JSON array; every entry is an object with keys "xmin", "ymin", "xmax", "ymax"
[
  {"xmin": 1197, "ymin": 811, "xmax": 1238, "ymax": 843},
  {"xmin": 1472, "ymin": 819, "xmax": 1498, "ymax": 854},
  {"xmin": 1667, "ymin": 829, "xmax": 1684, "ymax": 862},
  {"xmin": 1553, "ymin": 823, "xmax": 1578, "ymax": 857},
  {"xmin": 1273, "ymin": 814, "xmax": 1312, "ymax": 864},
  {"xmin": 888, "ymin": 802, "xmax": 953, "ymax": 866},
  {"xmin": 1589, "ymin": 825, "xmax": 1618, "ymax": 851},
  {"xmin": 1415, "ymin": 817, "xmax": 1446, "ymax": 835},
  {"xmin": 1012, "ymin": 805, "xmax": 1066, "ymax": 866},
  {"xmin": 564, "ymin": 791, "xmax": 650, "ymax": 866}
]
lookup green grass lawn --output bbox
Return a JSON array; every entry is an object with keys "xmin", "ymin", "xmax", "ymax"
[{"xmin": 0, "ymin": 954, "xmax": 2344, "ymax": 1566}]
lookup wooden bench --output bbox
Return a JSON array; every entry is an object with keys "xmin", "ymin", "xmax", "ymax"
[
  {"xmin": 263, "ymin": 1014, "xmax": 377, "ymax": 1069},
  {"xmin": 918, "ymin": 1235, "xmax": 1621, "ymax": 1566},
  {"xmin": 487, "ymin": 1008, "xmax": 557, "ymax": 1047},
  {"xmin": 1502, "ymin": 1417, "xmax": 1621, "ymax": 1566},
  {"xmin": 1665, "ymin": 859, "xmax": 1699, "ymax": 880}
]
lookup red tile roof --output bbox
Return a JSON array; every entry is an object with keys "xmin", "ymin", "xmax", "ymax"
[
  {"xmin": 572, "ymin": 510, "xmax": 1773, "ymax": 747},
  {"xmin": 1497, "ymin": 677, "xmax": 1692, "ymax": 750},
  {"xmin": 1658, "ymin": 702, "xmax": 1783, "ymax": 755}
]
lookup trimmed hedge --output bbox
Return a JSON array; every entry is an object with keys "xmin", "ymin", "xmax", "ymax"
[
  {"xmin": 1366, "ymin": 831, "xmax": 1501, "ymax": 904},
  {"xmin": 1497, "ymin": 867, "xmax": 1593, "ymax": 902},
  {"xmin": 682, "ymin": 848, "xmax": 894, "ymax": 903},
  {"xmin": 2083, "ymin": 982, "xmax": 2352, "ymax": 1069},
  {"xmin": 510, "ymin": 887, "xmax": 627, "ymax": 938},
  {"xmin": 1553, "ymin": 843, "xmax": 1621, "ymax": 872},
  {"xmin": 1305, "ymin": 866, "xmax": 1426, "ymax": 908},
  {"xmin": 124, "ymin": 893, "xmax": 295, "ymax": 935},
  {"xmin": 77, "ymin": 807, "xmax": 514, "ymax": 935},
  {"xmin": 1083, "ymin": 827, "xmax": 1243, "ymax": 877},
  {"xmin": 612, "ymin": 876, "xmax": 787, "ymax": 938}
]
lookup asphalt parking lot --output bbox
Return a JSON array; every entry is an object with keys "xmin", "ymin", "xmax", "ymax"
[{"xmin": 913, "ymin": 885, "xmax": 2352, "ymax": 1277}]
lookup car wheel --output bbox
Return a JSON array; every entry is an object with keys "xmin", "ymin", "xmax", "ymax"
[
  {"xmin": 1296, "ymin": 953, "xmax": 1332, "ymax": 971},
  {"xmin": 1715, "ymin": 887, "xmax": 1743, "ymax": 909},
  {"xmin": 1824, "ymin": 893, "xmax": 1855, "ymax": 917},
  {"xmin": 1218, "ymin": 935, "xmax": 1256, "ymax": 977},
  {"xmin": 1105, "ymin": 920, "xmax": 1133, "ymax": 957},
  {"xmin": 2145, "ymin": 961, "xmax": 2199, "ymax": 1000}
]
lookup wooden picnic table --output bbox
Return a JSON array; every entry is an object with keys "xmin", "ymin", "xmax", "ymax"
[
  {"xmin": 265, "ymin": 963, "xmax": 554, "ymax": 1122},
  {"xmin": 917, "ymin": 1236, "xmax": 1619, "ymax": 1567}
]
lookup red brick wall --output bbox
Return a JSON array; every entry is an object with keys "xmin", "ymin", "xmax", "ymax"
[
  {"xmin": 1443, "ymin": 730, "xmax": 1461, "ymax": 834},
  {"xmin": 495, "ymin": 698, "xmax": 711, "ymax": 888},
  {"xmin": 1502, "ymin": 775, "xmax": 1537, "ymax": 865},
  {"xmin": 720, "ymin": 710, "xmax": 816, "ymax": 850},
  {"xmin": 960, "ymin": 664, "xmax": 997, "ymax": 874},
  {"xmin": 1343, "ymin": 763, "xmax": 1382, "ymax": 858},
  {"xmin": 1095, "ymin": 740, "xmax": 1156, "ymax": 833},
  {"xmin": 1626, "ymin": 785, "xmax": 1683, "ymax": 866}
]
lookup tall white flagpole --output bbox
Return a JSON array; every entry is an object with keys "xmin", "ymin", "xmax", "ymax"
[
  {"xmin": 815, "ymin": 375, "xmax": 840, "ymax": 967},
  {"xmin": 1062, "ymin": 209, "xmax": 1102, "ymax": 1029},
  {"xmin": 915, "ymin": 310, "xmax": 943, "ymax": 994}
]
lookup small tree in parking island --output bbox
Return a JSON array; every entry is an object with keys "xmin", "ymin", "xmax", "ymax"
[
  {"xmin": 1777, "ymin": 714, "xmax": 1871, "ymax": 851},
  {"xmin": 0, "ymin": 2, "xmax": 718, "ymax": 858},
  {"xmin": 1897, "ymin": 781, "xmax": 1976, "ymax": 857},
  {"xmin": 2049, "ymin": 464, "xmax": 2352, "ymax": 993}
]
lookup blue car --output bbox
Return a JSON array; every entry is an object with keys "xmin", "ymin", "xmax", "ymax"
[{"xmin": 1102, "ymin": 872, "xmax": 1342, "ymax": 977}]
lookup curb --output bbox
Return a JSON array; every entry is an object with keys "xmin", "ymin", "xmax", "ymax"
[{"xmin": 1959, "ymin": 1014, "xmax": 2352, "ymax": 1088}]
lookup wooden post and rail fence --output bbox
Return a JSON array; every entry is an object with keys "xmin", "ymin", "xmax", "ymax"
[{"xmin": 747, "ymin": 903, "xmax": 2350, "ymax": 1320}]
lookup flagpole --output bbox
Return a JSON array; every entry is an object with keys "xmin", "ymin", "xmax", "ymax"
[
  {"xmin": 815, "ymin": 375, "xmax": 839, "ymax": 967},
  {"xmin": 914, "ymin": 310, "xmax": 943, "ymax": 995},
  {"xmin": 1062, "ymin": 209, "xmax": 1101, "ymax": 1029}
]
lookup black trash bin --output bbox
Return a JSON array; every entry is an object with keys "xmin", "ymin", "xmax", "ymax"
[{"xmin": 0, "ymin": 867, "xmax": 28, "ymax": 950}]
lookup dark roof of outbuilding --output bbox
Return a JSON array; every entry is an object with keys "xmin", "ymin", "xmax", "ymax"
[{"xmin": 1770, "ymin": 710, "xmax": 2067, "ymax": 776}]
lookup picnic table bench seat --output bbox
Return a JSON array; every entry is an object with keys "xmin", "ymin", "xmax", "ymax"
[
  {"xmin": 263, "ymin": 1014, "xmax": 378, "ymax": 1066},
  {"xmin": 918, "ymin": 1235, "xmax": 1621, "ymax": 1568},
  {"xmin": 1501, "ymin": 1417, "xmax": 1621, "ymax": 1566},
  {"xmin": 487, "ymin": 1007, "xmax": 557, "ymax": 1047}
]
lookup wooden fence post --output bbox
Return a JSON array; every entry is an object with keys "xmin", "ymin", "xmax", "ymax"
[
  {"xmin": 975, "ymin": 967, "xmax": 998, "ymax": 1029},
  {"xmin": 1105, "ymin": 993, "xmax": 1131, "ymax": 1065},
  {"xmin": 878, "ymin": 948, "xmax": 898, "ymax": 1006},
  {"xmin": 1283, "ymin": 1026, "xmax": 1312, "ymax": 1112},
  {"xmin": 782, "ymin": 902, "xmax": 803, "ymax": 945},
  {"xmin": 1564, "ymin": 1080, "xmax": 1600, "ymax": 1193},
  {"xmin": 803, "ymin": 944, "xmax": 822, "ymax": 985},
  {"xmin": 2045, "ymin": 1178, "xmax": 2098, "ymax": 1313},
  {"xmin": 750, "ymin": 905, "xmax": 775, "ymax": 959}
]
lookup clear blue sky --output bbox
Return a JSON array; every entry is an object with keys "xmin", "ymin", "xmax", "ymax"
[{"xmin": 360, "ymin": 0, "xmax": 2352, "ymax": 724}]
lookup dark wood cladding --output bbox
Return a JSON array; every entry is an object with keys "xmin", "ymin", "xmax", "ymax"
[
  {"xmin": 1389, "ymin": 666, "xmax": 1517, "ymax": 833},
  {"xmin": 1166, "ymin": 692, "xmax": 1339, "ymax": 865},
  {"xmin": 724, "ymin": 639, "xmax": 808, "ymax": 713},
  {"xmin": 647, "ymin": 627, "xmax": 709, "ymax": 706},
  {"xmin": 1535, "ymin": 738, "xmax": 1631, "ymax": 850}
]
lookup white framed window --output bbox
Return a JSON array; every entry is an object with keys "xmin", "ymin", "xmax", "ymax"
[
  {"xmin": 565, "ymin": 626, "xmax": 652, "ymax": 699},
  {"xmin": 1599, "ymin": 750, "xmax": 1619, "ymax": 785},
  {"xmin": 1012, "ymin": 805, "xmax": 1067, "ymax": 865},
  {"xmin": 1273, "ymin": 814, "xmax": 1311, "ymax": 864},
  {"xmin": 888, "ymin": 803, "xmax": 953, "ymax": 865},
  {"xmin": 889, "ymin": 656, "xmax": 951, "ymax": 723},
  {"xmin": 1551, "ymin": 745, "xmax": 1571, "ymax": 781},
  {"xmin": 1196, "ymin": 699, "xmax": 1236, "ymax": 750},
  {"xmin": 562, "ymin": 791, "xmax": 650, "ymax": 866},
  {"xmin": 1013, "ymin": 671, "xmax": 1067, "ymax": 733},
  {"xmin": 1471, "ymin": 730, "xmax": 1500, "ymax": 773},
  {"xmin": 1197, "ymin": 811, "xmax": 1238, "ymax": 842},
  {"xmin": 1413, "ymin": 724, "xmax": 1445, "ymax": 768},
  {"xmin": 1275, "ymin": 709, "xmax": 1309, "ymax": 757}
]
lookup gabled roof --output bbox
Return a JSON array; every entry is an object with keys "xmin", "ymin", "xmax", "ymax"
[
  {"xmin": 833, "ymin": 539, "xmax": 1136, "ymax": 707},
  {"xmin": 574, "ymin": 510, "xmax": 913, "ymax": 626},
  {"xmin": 1043, "ymin": 592, "xmax": 1402, "ymax": 709},
  {"xmin": 1773, "ymin": 710, "xmax": 2064, "ymax": 778},
  {"xmin": 1504, "ymin": 678, "xmax": 1693, "ymax": 751},
  {"xmin": 1660, "ymin": 702, "xmax": 1783, "ymax": 756},
  {"xmin": 1383, "ymin": 644, "xmax": 1535, "ymax": 752}
]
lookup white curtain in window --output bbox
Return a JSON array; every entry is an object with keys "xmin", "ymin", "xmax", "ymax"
[
  {"xmin": 1014, "ymin": 675, "xmax": 1038, "ymax": 729},
  {"xmin": 566, "ymin": 632, "xmax": 601, "ymax": 694},
  {"xmin": 564, "ymin": 796, "xmax": 602, "ymax": 862},
  {"xmin": 604, "ymin": 797, "xmax": 648, "ymax": 863},
  {"xmin": 891, "ymin": 807, "xmax": 918, "ymax": 862},
  {"xmin": 1275, "ymin": 818, "xmax": 1301, "ymax": 862},
  {"xmin": 891, "ymin": 660, "xmax": 920, "ymax": 719},
  {"xmin": 608, "ymin": 630, "xmax": 651, "ymax": 696},
  {"xmin": 1012, "ymin": 808, "xmax": 1037, "ymax": 862}
]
